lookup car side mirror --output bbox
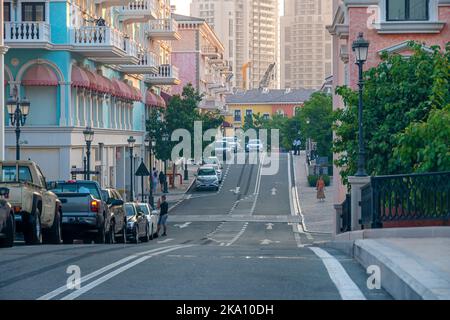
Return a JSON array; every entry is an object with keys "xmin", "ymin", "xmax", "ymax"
[{"xmin": 111, "ymin": 199, "xmax": 124, "ymax": 206}]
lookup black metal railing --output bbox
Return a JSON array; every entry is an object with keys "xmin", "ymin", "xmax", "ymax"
[
  {"xmin": 360, "ymin": 172, "xmax": 450, "ymax": 228},
  {"xmin": 341, "ymin": 194, "xmax": 351, "ymax": 232}
]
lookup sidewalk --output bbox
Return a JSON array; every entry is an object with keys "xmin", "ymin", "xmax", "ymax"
[
  {"xmin": 293, "ymin": 151, "xmax": 335, "ymax": 234},
  {"xmin": 328, "ymin": 227, "xmax": 450, "ymax": 300}
]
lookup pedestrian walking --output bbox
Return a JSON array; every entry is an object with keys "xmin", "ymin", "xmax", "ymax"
[
  {"xmin": 157, "ymin": 195, "xmax": 169, "ymax": 237},
  {"xmin": 316, "ymin": 176, "xmax": 326, "ymax": 202},
  {"xmin": 158, "ymin": 171, "xmax": 166, "ymax": 193}
]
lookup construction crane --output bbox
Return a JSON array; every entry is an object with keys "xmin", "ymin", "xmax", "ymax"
[
  {"xmin": 258, "ymin": 62, "xmax": 276, "ymax": 89},
  {"xmin": 241, "ymin": 62, "xmax": 251, "ymax": 90}
]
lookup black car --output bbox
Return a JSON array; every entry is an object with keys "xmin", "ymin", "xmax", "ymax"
[
  {"xmin": 124, "ymin": 203, "xmax": 149, "ymax": 244},
  {"xmin": 0, "ymin": 188, "xmax": 14, "ymax": 248},
  {"xmin": 102, "ymin": 188, "xmax": 127, "ymax": 244}
]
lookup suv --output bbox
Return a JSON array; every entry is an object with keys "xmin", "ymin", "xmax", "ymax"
[
  {"xmin": 195, "ymin": 166, "xmax": 220, "ymax": 191},
  {"xmin": 102, "ymin": 188, "xmax": 127, "ymax": 243},
  {"xmin": 0, "ymin": 161, "xmax": 62, "ymax": 245}
]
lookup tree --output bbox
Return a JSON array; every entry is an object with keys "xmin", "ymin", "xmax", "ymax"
[{"xmin": 334, "ymin": 42, "xmax": 450, "ymax": 185}]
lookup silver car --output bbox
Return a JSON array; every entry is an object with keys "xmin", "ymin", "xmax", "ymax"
[{"xmin": 195, "ymin": 166, "xmax": 220, "ymax": 191}]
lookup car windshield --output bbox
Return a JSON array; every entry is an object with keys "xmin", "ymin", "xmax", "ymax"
[
  {"xmin": 50, "ymin": 182, "xmax": 101, "ymax": 200},
  {"xmin": 138, "ymin": 205, "xmax": 150, "ymax": 215},
  {"xmin": 198, "ymin": 168, "xmax": 216, "ymax": 176},
  {"xmin": 124, "ymin": 204, "xmax": 136, "ymax": 217}
]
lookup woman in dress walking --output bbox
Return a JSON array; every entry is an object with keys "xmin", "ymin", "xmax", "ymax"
[{"xmin": 316, "ymin": 176, "xmax": 326, "ymax": 202}]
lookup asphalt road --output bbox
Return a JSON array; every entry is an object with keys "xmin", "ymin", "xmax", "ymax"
[{"xmin": 0, "ymin": 153, "xmax": 391, "ymax": 300}]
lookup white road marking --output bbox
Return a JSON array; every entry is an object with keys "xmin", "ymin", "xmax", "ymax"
[
  {"xmin": 37, "ymin": 245, "xmax": 186, "ymax": 300},
  {"xmin": 60, "ymin": 246, "xmax": 193, "ymax": 300},
  {"xmin": 157, "ymin": 238, "xmax": 174, "ymax": 244},
  {"xmin": 310, "ymin": 247, "xmax": 366, "ymax": 300},
  {"xmin": 271, "ymin": 187, "xmax": 277, "ymax": 196},
  {"xmin": 260, "ymin": 239, "xmax": 281, "ymax": 245},
  {"xmin": 250, "ymin": 153, "xmax": 265, "ymax": 215},
  {"xmin": 288, "ymin": 153, "xmax": 303, "ymax": 248},
  {"xmin": 225, "ymin": 222, "xmax": 249, "ymax": 247},
  {"xmin": 266, "ymin": 223, "xmax": 274, "ymax": 230},
  {"xmin": 174, "ymin": 222, "xmax": 191, "ymax": 229},
  {"xmin": 230, "ymin": 187, "xmax": 240, "ymax": 194}
]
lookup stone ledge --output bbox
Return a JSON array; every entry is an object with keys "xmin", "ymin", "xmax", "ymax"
[{"xmin": 335, "ymin": 227, "xmax": 450, "ymax": 240}]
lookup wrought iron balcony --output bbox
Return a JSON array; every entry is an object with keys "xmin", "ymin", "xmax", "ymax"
[
  {"xmin": 3, "ymin": 22, "xmax": 51, "ymax": 47},
  {"xmin": 120, "ymin": 50, "xmax": 158, "ymax": 74},
  {"xmin": 70, "ymin": 26, "xmax": 139, "ymax": 64},
  {"xmin": 145, "ymin": 64, "xmax": 180, "ymax": 85},
  {"xmin": 146, "ymin": 18, "xmax": 181, "ymax": 40},
  {"xmin": 118, "ymin": 0, "xmax": 157, "ymax": 23}
]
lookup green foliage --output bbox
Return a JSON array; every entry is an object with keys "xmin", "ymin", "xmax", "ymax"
[
  {"xmin": 307, "ymin": 175, "xmax": 331, "ymax": 187},
  {"xmin": 334, "ymin": 42, "xmax": 450, "ymax": 185},
  {"xmin": 146, "ymin": 84, "xmax": 224, "ymax": 161}
]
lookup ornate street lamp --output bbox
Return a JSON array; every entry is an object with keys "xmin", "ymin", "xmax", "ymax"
[
  {"xmin": 127, "ymin": 136, "xmax": 136, "ymax": 201},
  {"xmin": 352, "ymin": 32, "xmax": 370, "ymax": 177},
  {"xmin": 162, "ymin": 133, "xmax": 169, "ymax": 194},
  {"xmin": 7, "ymin": 85, "xmax": 30, "ymax": 161},
  {"xmin": 83, "ymin": 126, "xmax": 94, "ymax": 180},
  {"xmin": 145, "ymin": 134, "xmax": 156, "ymax": 208}
]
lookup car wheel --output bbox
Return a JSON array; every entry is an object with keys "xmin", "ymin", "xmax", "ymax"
[
  {"xmin": 149, "ymin": 224, "xmax": 154, "ymax": 241},
  {"xmin": 0, "ymin": 212, "xmax": 15, "ymax": 248},
  {"xmin": 43, "ymin": 209, "xmax": 62, "ymax": 245},
  {"xmin": 142, "ymin": 224, "xmax": 149, "ymax": 243},
  {"xmin": 94, "ymin": 225, "xmax": 106, "ymax": 244},
  {"xmin": 106, "ymin": 221, "xmax": 115, "ymax": 244},
  {"xmin": 117, "ymin": 223, "xmax": 126, "ymax": 244},
  {"xmin": 24, "ymin": 210, "xmax": 42, "ymax": 245}
]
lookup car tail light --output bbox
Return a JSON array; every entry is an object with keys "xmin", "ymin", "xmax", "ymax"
[
  {"xmin": 14, "ymin": 206, "xmax": 21, "ymax": 213},
  {"xmin": 90, "ymin": 200, "xmax": 99, "ymax": 213}
]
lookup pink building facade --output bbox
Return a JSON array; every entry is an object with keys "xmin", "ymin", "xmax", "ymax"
[
  {"xmin": 328, "ymin": 0, "xmax": 450, "ymax": 209},
  {"xmin": 171, "ymin": 14, "xmax": 233, "ymax": 112}
]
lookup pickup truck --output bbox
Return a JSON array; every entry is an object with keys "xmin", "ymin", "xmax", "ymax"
[
  {"xmin": 48, "ymin": 180, "xmax": 112, "ymax": 244},
  {"xmin": 0, "ymin": 161, "xmax": 62, "ymax": 245}
]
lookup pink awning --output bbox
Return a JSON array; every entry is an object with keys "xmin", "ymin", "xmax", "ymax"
[
  {"xmin": 84, "ymin": 70, "xmax": 100, "ymax": 92},
  {"xmin": 22, "ymin": 65, "xmax": 58, "ymax": 86},
  {"xmin": 130, "ymin": 85, "xmax": 142, "ymax": 102},
  {"xmin": 71, "ymin": 66, "xmax": 90, "ymax": 89},
  {"xmin": 112, "ymin": 79, "xmax": 133, "ymax": 100},
  {"xmin": 157, "ymin": 95, "xmax": 166, "ymax": 108},
  {"xmin": 145, "ymin": 90, "xmax": 159, "ymax": 106}
]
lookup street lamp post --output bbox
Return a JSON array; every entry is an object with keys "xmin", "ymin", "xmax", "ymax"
[
  {"xmin": 162, "ymin": 133, "xmax": 169, "ymax": 194},
  {"xmin": 145, "ymin": 134, "xmax": 156, "ymax": 208},
  {"xmin": 7, "ymin": 85, "xmax": 30, "ymax": 161},
  {"xmin": 83, "ymin": 126, "xmax": 94, "ymax": 180},
  {"xmin": 352, "ymin": 32, "xmax": 370, "ymax": 177},
  {"xmin": 127, "ymin": 136, "xmax": 136, "ymax": 201}
]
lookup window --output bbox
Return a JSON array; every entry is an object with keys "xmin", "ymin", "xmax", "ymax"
[
  {"xmin": 22, "ymin": 2, "xmax": 46, "ymax": 22},
  {"xmin": 1, "ymin": 166, "xmax": 33, "ymax": 183},
  {"xmin": 387, "ymin": 0, "xmax": 428, "ymax": 21},
  {"xmin": 234, "ymin": 110, "xmax": 241, "ymax": 122},
  {"xmin": 4, "ymin": 2, "xmax": 11, "ymax": 22},
  {"xmin": 263, "ymin": 113, "xmax": 270, "ymax": 120},
  {"xmin": 246, "ymin": 109, "xmax": 253, "ymax": 118}
]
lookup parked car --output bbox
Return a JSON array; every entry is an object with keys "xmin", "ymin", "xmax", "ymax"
[
  {"xmin": 137, "ymin": 203, "xmax": 158, "ymax": 240},
  {"xmin": 48, "ymin": 180, "xmax": 110, "ymax": 244},
  {"xmin": 203, "ymin": 164, "xmax": 223, "ymax": 183},
  {"xmin": 0, "ymin": 187, "xmax": 15, "ymax": 248},
  {"xmin": 102, "ymin": 188, "xmax": 127, "ymax": 243},
  {"xmin": 203, "ymin": 156, "xmax": 222, "ymax": 169},
  {"xmin": 0, "ymin": 161, "xmax": 62, "ymax": 245},
  {"xmin": 246, "ymin": 139, "xmax": 264, "ymax": 152},
  {"xmin": 124, "ymin": 203, "xmax": 149, "ymax": 243},
  {"xmin": 195, "ymin": 166, "xmax": 220, "ymax": 191}
]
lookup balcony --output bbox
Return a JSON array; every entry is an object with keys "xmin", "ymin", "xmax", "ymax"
[
  {"xmin": 145, "ymin": 64, "xmax": 180, "ymax": 85},
  {"xmin": 201, "ymin": 46, "xmax": 221, "ymax": 58},
  {"xmin": 208, "ymin": 56, "xmax": 224, "ymax": 65},
  {"xmin": 119, "ymin": 50, "xmax": 158, "ymax": 74},
  {"xmin": 3, "ymin": 22, "xmax": 51, "ymax": 48},
  {"xmin": 146, "ymin": 18, "xmax": 181, "ymax": 41},
  {"xmin": 199, "ymin": 97, "xmax": 226, "ymax": 111},
  {"xmin": 118, "ymin": 0, "xmax": 157, "ymax": 24},
  {"xmin": 70, "ymin": 26, "xmax": 139, "ymax": 64},
  {"xmin": 94, "ymin": 0, "xmax": 133, "ymax": 7}
]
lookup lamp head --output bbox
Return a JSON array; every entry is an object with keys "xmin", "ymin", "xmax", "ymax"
[{"xmin": 352, "ymin": 32, "xmax": 370, "ymax": 64}]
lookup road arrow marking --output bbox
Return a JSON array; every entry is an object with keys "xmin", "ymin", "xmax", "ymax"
[
  {"xmin": 230, "ymin": 187, "xmax": 240, "ymax": 194},
  {"xmin": 157, "ymin": 238, "xmax": 174, "ymax": 244},
  {"xmin": 260, "ymin": 239, "xmax": 280, "ymax": 245},
  {"xmin": 174, "ymin": 222, "xmax": 191, "ymax": 229},
  {"xmin": 271, "ymin": 188, "xmax": 277, "ymax": 196},
  {"xmin": 266, "ymin": 223, "xmax": 274, "ymax": 230}
]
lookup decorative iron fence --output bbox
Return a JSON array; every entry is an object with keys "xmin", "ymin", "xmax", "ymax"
[{"xmin": 360, "ymin": 172, "xmax": 450, "ymax": 228}]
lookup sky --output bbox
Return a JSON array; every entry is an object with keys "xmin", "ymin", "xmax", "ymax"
[{"xmin": 171, "ymin": 0, "xmax": 284, "ymax": 16}]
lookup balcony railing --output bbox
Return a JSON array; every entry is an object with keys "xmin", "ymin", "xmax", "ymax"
[
  {"xmin": 118, "ymin": 0, "xmax": 157, "ymax": 23},
  {"xmin": 145, "ymin": 64, "xmax": 180, "ymax": 85},
  {"xmin": 70, "ymin": 26, "xmax": 139, "ymax": 64},
  {"xmin": 202, "ymin": 46, "xmax": 221, "ymax": 58},
  {"xmin": 4, "ymin": 22, "xmax": 51, "ymax": 44},
  {"xmin": 360, "ymin": 172, "xmax": 450, "ymax": 229},
  {"xmin": 146, "ymin": 18, "xmax": 180, "ymax": 40},
  {"xmin": 120, "ymin": 51, "xmax": 158, "ymax": 74}
]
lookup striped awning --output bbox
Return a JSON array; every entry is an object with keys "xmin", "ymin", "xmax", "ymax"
[{"xmin": 22, "ymin": 65, "xmax": 58, "ymax": 86}]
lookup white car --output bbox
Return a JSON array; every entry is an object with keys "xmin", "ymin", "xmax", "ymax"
[
  {"xmin": 195, "ymin": 166, "xmax": 220, "ymax": 191},
  {"xmin": 137, "ymin": 203, "xmax": 159, "ymax": 240},
  {"xmin": 204, "ymin": 164, "xmax": 223, "ymax": 183},
  {"xmin": 204, "ymin": 156, "xmax": 222, "ymax": 169},
  {"xmin": 246, "ymin": 139, "xmax": 264, "ymax": 152}
]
